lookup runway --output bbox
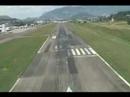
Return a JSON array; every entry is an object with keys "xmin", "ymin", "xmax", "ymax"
[{"xmin": 10, "ymin": 23, "xmax": 130, "ymax": 92}]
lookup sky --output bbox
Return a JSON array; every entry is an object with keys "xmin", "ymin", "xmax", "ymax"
[
  {"xmin": 0, "ymin": 6, "xmax": 64, "ymax": 19},
  {"xmin": 0, "ymin": 6, "xmax": 130, "ymax": 19}
]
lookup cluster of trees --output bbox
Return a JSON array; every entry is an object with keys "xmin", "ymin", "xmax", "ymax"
[
  {"xmin": 91, "ymin": 11, "xmax": 130, "ymax": 24},
  {"xmin": 8, "ymin": 18, "xmax": 37, "ymax": 26},
  {"xmin": 109, "ymin": 11, "xmax": 130, "ymax": 24},
  {"xmin": 110, "ymin": 11, "xmax": 130, "ymax": 21}
]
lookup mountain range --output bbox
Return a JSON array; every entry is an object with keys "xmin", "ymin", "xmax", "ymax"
[
  {"xmin": 1, "ymin": 6, "xmax": 130, "ymax": 25},
  {"xmin": 39, "ymin": 6, "xmax": 130, "ymax": 20}
]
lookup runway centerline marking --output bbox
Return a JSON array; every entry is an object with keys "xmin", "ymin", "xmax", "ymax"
[
  {"xmin": 66, "ymin": 86, "xmax": 72, "ymax": 92},
  {"xmin": 55, "ymin": 45, "xmax": 58, "ymax": 50}
]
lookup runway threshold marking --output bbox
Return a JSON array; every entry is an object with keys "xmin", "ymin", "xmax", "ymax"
[
  {"xmin": 84, "ymin": 48, "xmax": 91, "ymax": 55},
  {"xmin": 88, "ymin": 47, "xmax": 96, "ymax": 55},
  {"xmin": 66, "ymin": 86, "xmax": 72, "ymax": 92},
  {"xmin": 71, "ymin": 49, "xmax": 76, "ymax": 56},
  {"xmin": 79, "ymin": 48, "xmax": 86, "ymax": 55},
  {"xmin": 75, "ymin": 48, "xmax": 81, "ymax": 55}
]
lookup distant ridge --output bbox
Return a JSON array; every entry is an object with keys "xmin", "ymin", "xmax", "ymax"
[{"xmin": 39, "ymin": 6, "xmax": 130, "ymax": 20}]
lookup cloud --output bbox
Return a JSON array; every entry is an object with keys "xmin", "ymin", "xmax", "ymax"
[{"xmin": 0, "ymin": 6, "xmax": 63, "ymax": 19}]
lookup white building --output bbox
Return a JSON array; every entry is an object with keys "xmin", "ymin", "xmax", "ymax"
[
  {"xmin": 53, "ymin": 20, "xmax": 68, "ymax": 23},
  {"xmin": 0, "ymin": 24, "xmax": 8, "ymax": 32},
  {"xmin": 36, "ymin": 20, "xmax": 43, "ymax": 24}
]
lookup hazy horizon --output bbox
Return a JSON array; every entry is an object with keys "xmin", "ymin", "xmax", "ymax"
[
  {"xmin": 0, "ymin": 6, "xmax": 64, "ymax": 19},
  {"xmin": 0, "ymin": 6, "xmax": 130, "ymax": 19}
]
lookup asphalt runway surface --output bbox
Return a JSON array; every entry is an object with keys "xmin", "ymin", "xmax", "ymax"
[{"xmin": 10, "ymin": 23, "xmax": 130, "ymax": 92}]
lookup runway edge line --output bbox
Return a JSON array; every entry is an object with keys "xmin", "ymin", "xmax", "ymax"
[
  {"xmin": 9, "ymin": 78, "xmax": 21, "ymax": 92},
  {"xmin": 88, "ymin": 46, "xmax": 130, "ymax": 87},
  {"xmin": 9, "ymin": 36, "xmax": 50, "ymax": 92},
  {"xmin": 37, "ymin": 36, "xmax": 49, "ymax": 54}
]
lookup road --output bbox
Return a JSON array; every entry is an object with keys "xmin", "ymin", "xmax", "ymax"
[{"xmin": 10, "ymin": 23, "xmax": 130, "ymax": 92}]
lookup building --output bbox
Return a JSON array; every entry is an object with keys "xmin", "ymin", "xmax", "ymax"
[
  {"xmin": 52, "ymin": 20, "xmax": 68, "ymax": 23},
  {"xmin": 36, "ymin": 20, "xmax": 43, "ymax": 24},
  {"xmin": 0, "ymin": 24, "xmax": 11, "ymax": 33}
]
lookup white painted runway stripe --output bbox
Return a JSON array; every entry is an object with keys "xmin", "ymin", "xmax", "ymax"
[
  {"xmin": 66, "ymin": 86, "xmax": 72, "ymax": 92},
  {"xmin": 80, "ymin": 48, "xmax": 86, "ymax": 55},
  {"xmin": 73, "ymin": 55, "xmax": 97, "ymax": 57},
  {"xmin": 37, "ymin": 37, "xmax": 49, "ymax": 54},
  {"xmin": 84, "ymin": 48, "xmax": 91, "ymax": 55},
  {"xmin": 70, "ymin": 48, "xmax": 98, "ymax": 56},
  {"xmin": 71, "ymin": 49, "xmax": 76, "ymax": 56},
  {"xmin": 9, "ymin": 78, "xmax": 21, "ymax": 92},
  {"xmin": 96, "ymin": 53, "xmax": 130, "ymax": 87},
  {"xmin": 87, "ymin": 45, "xmax": 130, "ymax": 87},
  {"xmin": 75, "ymin": 48, "xmax": 81, "ymax": 55},
  {"xmin": 88, "ymin": 47, "xmax": 96, "ymax": 55}
]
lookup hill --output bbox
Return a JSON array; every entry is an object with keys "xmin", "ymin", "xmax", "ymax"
[
  {"xmin": 39, "ymin": 6, "xmax": 130, "ymax": 20},
  {"xmin": 110, "ymin": 11, "xmax": 130, "ymax": 21}
]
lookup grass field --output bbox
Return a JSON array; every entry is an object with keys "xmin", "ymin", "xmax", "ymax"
[
  {"xmin": 68, "ymin": 21, "xmax": 130, "ymax": 84},
  {"xmin": 0, "ymin": 23, "xmax": 55, "ymax": 91}
]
